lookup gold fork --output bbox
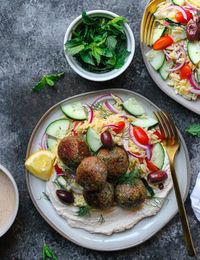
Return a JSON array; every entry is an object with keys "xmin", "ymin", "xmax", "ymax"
[
  {"xmin": 140, "ymin": 0, "xmax": 165, "ymax": 46},
  {"xmin": 154, "ymin": 111, "xmax": 196, "ymax": 256}
]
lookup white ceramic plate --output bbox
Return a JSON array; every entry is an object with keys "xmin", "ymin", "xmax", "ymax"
[
  {"xmin": 26, "ymin": 89, "xmax": 191, "ymax": 251},
  {"xmin": 140, "ymin": 2, "xmax": 200, "ymax": 115}
]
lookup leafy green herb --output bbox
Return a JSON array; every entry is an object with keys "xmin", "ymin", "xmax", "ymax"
[
  {"xmin": 98, "ymin": 214, "xmax": 105, "ymax": 224},
  {"xmin": 42, "ymin": 192, "xmax": 51, "ymax": 201},
  {"xmin": 65, "ymin": 11, "xmax": 130, "ymax": 72},
  {"xmin": 32, "ymin": 72, "xmax": 64, "ymax": 92},
  {"xmin": 76, "ymin": 205, "xmax": 91, "ymax": 217},
  {"xmin": 141, "ymin": 178, "xmax": 155, "ymax": 198},
  {"xmin": 115, "ymin": 169, "xmax": 140, "ymax": 185},
  {"xmin": 186, "ymin": 124, "xmax": 200, "ymax": 137},
  {"xmin": 42, "ymin": 243, "xmax": 58, "ymax": 260}
]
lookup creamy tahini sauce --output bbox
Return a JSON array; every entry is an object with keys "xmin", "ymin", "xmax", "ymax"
[{"xmin": 0, "ymin": 170, "xmax": 16, "ymax": 233}]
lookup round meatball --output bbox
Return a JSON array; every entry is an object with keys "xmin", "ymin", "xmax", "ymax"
[
  {"xmin": 83, "ymin": 182, "xmax": 114, "ymax": 209},
  {"xmin": 58, "ymin": 136, "xmax": 90, "ymax": 167},
  {"xmin": 97, "ymin": 147, "xmax": 129, "ymax": 180},
  {"xmin": 76, "ymin": 156, "xmax": 107, "ymax": 191},
  {"xmin": 115, "ymin": 180, "xmax": 146, "ymax": 208}
]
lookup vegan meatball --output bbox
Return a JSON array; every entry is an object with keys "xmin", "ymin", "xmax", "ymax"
[
  {"xmin": 115, "ymin": 180, "xmax": 146, "ymax": 208},
  {"xmin": 58, "ymin": 136, "xmax": 90, "ymax": 167},
  {"xmin": 76, "ymin": 156, "xmax": 107, "ymax": 191},
  {"xmin": 97, "ymin": 147, "xmax": 129, "ymax": 180},
  {"xmin": 83, "ymin": 182, "xmax": 114, "ymax": 209}
]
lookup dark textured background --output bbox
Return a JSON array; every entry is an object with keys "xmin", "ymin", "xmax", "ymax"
[{"xmin": 0, "ymin": 0, "xmax": 200, "ymax": 259}]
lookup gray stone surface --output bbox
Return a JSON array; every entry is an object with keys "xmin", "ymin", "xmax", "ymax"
[{"xmin": 0, "ymin": 0, "xmax": 200, "ymax": 259}]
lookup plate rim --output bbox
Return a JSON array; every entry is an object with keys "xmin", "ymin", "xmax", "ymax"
[
  {"xmin": 25, "ymin": 88, "xmax": 191, "ymax": 251},
  {"xmin": 139, "ymin": 1, "xmax": 200, "ymax": 115}
]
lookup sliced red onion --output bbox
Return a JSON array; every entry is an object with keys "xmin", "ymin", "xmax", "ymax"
[
  {"xmin": 190, "ymin": 88, "xmax": 200, "ymax": 95},
  {"xmin": 56, "ymin": 172, "xmax": 67, "ymax": 177},
  {"xmin": 123, "ymin": 139, "xmax": 146, "ymax": 159},
  {"xmin": 189, "ymin": 74, "xmax": 200, "ymax": 90},
  {"xmin": 91, "ymin": 93, "xmax": 123, "ymax": 107},
  {"xmin": 163, "ymin": 50, "xmax": 171, "ymax": 61},
  {"xmin": 40, "ymin": 133, "xmax": 47, "ymax": 150},
  {"xmin": 104, "ymin": 101, "xmax": 121, "ymax": 114},
  {"xmin": 169, "ymin": 46, "xmax": 186, "ymax": 72},
  {"xmin": 185, "ymin": 0, "xmax": 200, "ymax": 12},
  {"xmin": 128, "ymin": 124, "xmax": 149, "ymax": 150},
  {"xmin": 83, "ymin": 104, "xmax": 94, "ymax": 123},
  {"xmin": 146, "ymin": 145, "xmax": 153, "ymax": 160},
  {"xmin": 161, "ymin": 5, "xmax": 188, "ymax": 20}
]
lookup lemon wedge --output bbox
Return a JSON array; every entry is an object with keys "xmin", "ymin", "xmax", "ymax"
[
  {"xmin": 188, "ymin": 0, "xmax": 200, "ymax": 8},
  {"xmin": 25, "ymin": 150, "xmax": 56, "ymax": 181}
]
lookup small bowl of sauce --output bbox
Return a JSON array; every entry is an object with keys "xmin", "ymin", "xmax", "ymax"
[{"xmin": 0, "ymin": 164, "xmax": 19, "ymax": 237}]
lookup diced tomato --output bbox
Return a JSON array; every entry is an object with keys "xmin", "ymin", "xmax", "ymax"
[
  {"xmin": 180, "ymin": 64, "xmax": 192, "ymax": 79},
  {"xmin": 55, "ymin": 163, "xmax": 63, "ymax": 174},
  {"xmin": 154, "ymin": 130, "xmax": 164, "ymax": 142},
  {"xmin": 175, "ymin": 10, "xmax": 193, "ymax": 24},
  {"xmin": 146, "ymin": 159, "xmax": 159, "ymax": 172},
  {"xmin": 153, "ymin": 36, "xmax": 174, "ymax": 50},
  {"xmin": 132, "ymin": 126, "xmax": 149, "ymax": 145},
  {"xmin": 112, "ymin": 121, "xmax": 125, "ymax": 134}
]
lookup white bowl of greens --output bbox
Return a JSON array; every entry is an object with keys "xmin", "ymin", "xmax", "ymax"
[{"xmin": 64, "ymin": 10, "xmax": 135, "ymax": 81}]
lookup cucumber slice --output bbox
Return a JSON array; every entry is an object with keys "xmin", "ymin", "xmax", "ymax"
[
  {"xmin": 195, "ymin": 69, "xmax": 200, "ymax": 83},
  {"xmin": 61, "ymin": 102, "xmax": 86, "ymax": 120},
  {"xmin": 86, "ymin": 127, "xmax": 102, "ymax": 152},
  {"xmin": 45, "ymin": 119, "xmax": 70, "ymax": 150},
  {"xmin": 188, "ymin": 41, "xmax": 200, "ymax": 65},
  {"xmin": 172, "ymin": 0, "xmax": 185, "ymax": 6},
  {"xmin": 159, "ymin": 60, "xmax": 173, "ymax": 80},
  {"xmin": 169, "ymin": 26, "xmax": 186, "ymax": 42},
  {"xmin": 150, "ymin": 143, "xmax": 165, "ymax": 169},
  {"xmin": 152, "ymin": 25, "xmax": 166, "ymax": 44},
  {"xmin": 123, "ymin": 98, "xmax": 145, "ymax": 116},
  {"xmin": 132, "ymin": 117, "xmax": 158, "ymax": 128},
  {"xmin": 146, "ymin": 50, "xmax": 165, "ymax": 71}
]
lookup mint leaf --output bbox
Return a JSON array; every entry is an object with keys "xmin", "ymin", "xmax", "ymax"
[
  {"xmin": 67, "ymin": 44, "xmax": 85, "ymax": 55},
  {"xmin": 82, "ymin": 11, "xmax": 97, "ymax": 25},
  {"xmin": 115, "ymin": 49, "xmax": 130, "ymax": 68},
  {"xmin": 32, "ymin": 72, "xmax": 64, "ymax": 92},
  {"xmin": 42, "ymin": 243, "xmax": 58, "ymax": 260},
  {"xmin": 80, "ymin": 52, "xmax": 95, "ymax": 65},
  {"xmin": 106, "ymin": 35, "xmax": 117, "ymax": 50},
  {"xmin": 186, "ymin": 124, "xmax": 200, "ymax": 137},
  {"xmin": 32, "ymin": 77, "xmax": 46, "ymax": 92}
]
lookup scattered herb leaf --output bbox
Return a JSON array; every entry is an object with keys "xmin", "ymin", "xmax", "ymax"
[
  {"xmin": 32, "ymin": 72, "xmax": 64, "ymax": 92},
  {"xmin": 186, "ymin": 124, "xmax": 200, "ymax": 137},
  {"xmin": 42, "ymin": 192, "xmax": 51, "ymax": 201},
  {"xmin": 42, "ymin": 243, "xmax": 58, "ymax": 260},
  {"xmin": 76, "ymin": 205, "xmax": 91, "ymax": 217},
  {"xmin": 65, "ymin": 11, "xmax": 129, "ymax": 72},
  {"xmin": 141, "ymin": 178, "xmax": 155, "ymax": 198},
  {"xmin": 98, "ymin": 214, "xmax": 105, "ymax": 224},
  {"xmin": 115, "ymin": 169, "xmax": 140, "ymax": 185}
]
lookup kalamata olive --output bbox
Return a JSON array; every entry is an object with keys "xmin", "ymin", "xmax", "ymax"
[
  {"xmin": 147, "ymin": 170, "xmax": 168, "ymax": 184},
  {"xmin": 56, "ymin": 190, "xmax": 74, "ymax": 204},
  {"xmin": 158, "ymin": 183, "xmax": 164, "ymax": 190},
  {"xmin": 100, "ymin": 131, "xmax": 113, "ymax": 149},
  {"xmin": 186, "ymin": 20, "xmax": 200, "ymax": 41}
]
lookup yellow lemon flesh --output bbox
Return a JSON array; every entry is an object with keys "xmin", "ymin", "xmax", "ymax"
[
  {"xmin": 188, "ymin": 0, "xmax": 200, "ymax": 8},
  {"xmin": 25, "ymin": 150, "xmax": 56, "ymax": 181}
]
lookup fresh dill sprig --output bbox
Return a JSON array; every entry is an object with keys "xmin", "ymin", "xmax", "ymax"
[
  {"xmin": 76, "ymin": 205, "xmax": 91, "ymax": 217},
  {"xmin": 98, "ymin": 214, "xmax": 105, "ymax": 224},
  {"xmin": 116, "ymin": 169, "xmax": 140, "ymax": 185},
  {"xmin": 93, "ymin": 103, "xmax": 113, "ymax": 118},
  {"xmin": 42, "ymin": 192, "xmax": 51, "ymax": 202}
]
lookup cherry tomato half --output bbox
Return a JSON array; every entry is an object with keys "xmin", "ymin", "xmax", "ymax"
[
  {"xmin": 175, "ymin": 10, "xmax": 193, "ymax": 24},
  {"xmin": 133, "ymin": 126, "xmax": 149, "ymax": 145},
  {"xmin": 179, "ymin": 64, "xmax": 192, "ymax": 79},
  {"xmin": 153, "ymin": 36, "xmax": 174, "ymax": 50},
  {"xmin": 112, "ymin": 121, "xmax": 125, "ymax": 134},
  {"xmin": 55, "ymin": 163, "xmax": 63, "ymax": 174},
  {"xmin": 154, "ymin": 130, "xmax": 164, "ymax": 142},
  {"xmin": 146, "ymin": 159, "xmax": 159, "ymax": 172}
]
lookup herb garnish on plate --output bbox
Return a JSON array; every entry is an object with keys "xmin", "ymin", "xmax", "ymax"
[
  {"xmin": 186, "ymin": 124, "xmax": 200, "ymax": 137},
  {"xmin": 42, "ymin": 243, "xmax": 58, "ymax": 260},
  {"xmin": 65, "ymin": 11, "xmax": 130, "ymax": 73}
]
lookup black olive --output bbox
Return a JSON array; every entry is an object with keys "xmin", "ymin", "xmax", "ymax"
[
  {"xmin": 186, "ymin": 20, "xmax": 200, "ymax": 41},
  {"xmin": 56, "ymin": 190, "xmax": 74, "ymax": 204}
]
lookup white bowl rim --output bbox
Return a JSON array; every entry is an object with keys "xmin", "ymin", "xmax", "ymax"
[
  {"xmin": 0, "ymin": 164, "xmax": 19, "ymax": 237},
  {"xmin": 63, "ymin": 10, "xmax": 135, "ymax": 81}
]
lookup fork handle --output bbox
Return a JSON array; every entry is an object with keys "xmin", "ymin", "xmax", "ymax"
[{"xmin": 170, "ymin": 164, "xmax": 196, "ymax": 256}]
